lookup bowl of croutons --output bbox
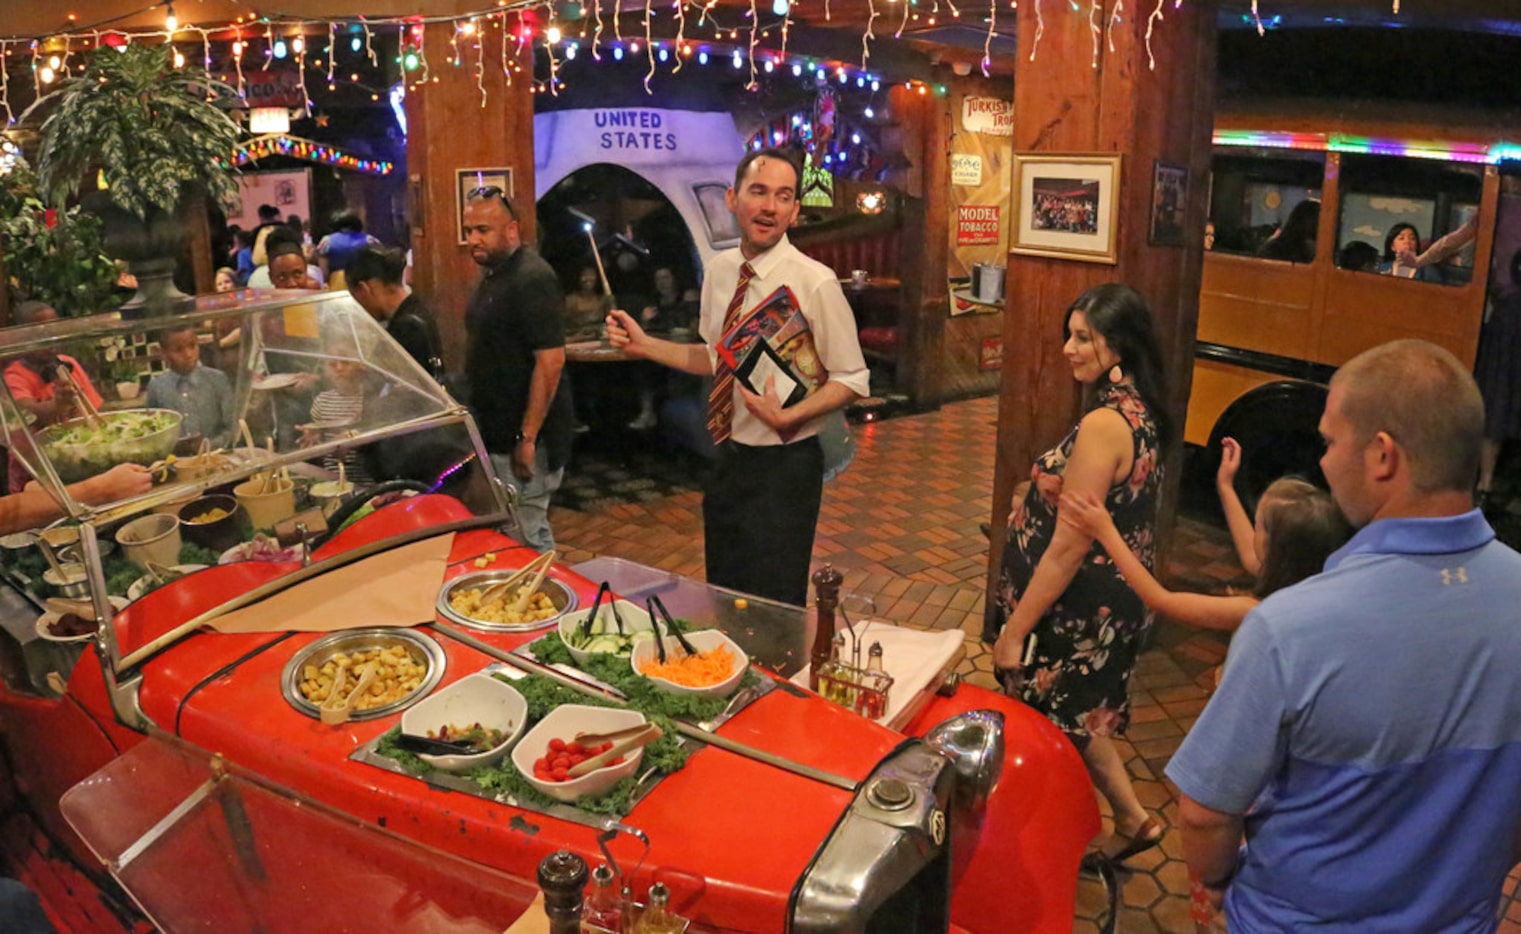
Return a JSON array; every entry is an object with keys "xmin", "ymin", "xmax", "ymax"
[
  {"xmin": 436, "ymin": 570, "xmax": 576, "ymax": 633},
  {"xmin": 282, "ymin": 628, "xmax": 446, "ymax": 720}
]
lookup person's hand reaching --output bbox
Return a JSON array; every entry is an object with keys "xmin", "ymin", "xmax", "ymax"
[
  {"xmin": 74, "ymin": 463, "xmax": 153, "ymax": 505},
  {"xmin": 1058, "ymin": 490, "xmax": 1115, "ymax": 540},
  {"xmin": 1217, "ymin": 436, "xmax": 1241, "ymax": 488}
]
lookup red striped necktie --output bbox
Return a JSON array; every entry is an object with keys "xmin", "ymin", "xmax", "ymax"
[{"xmin": 706, "ymin": 261, "xmax": 756, "ymax": 444}]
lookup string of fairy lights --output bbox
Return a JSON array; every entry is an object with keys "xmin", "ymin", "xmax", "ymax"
[{"xmin": 0, "ymin": 0, "xmax": 1422, "ymax": 131}]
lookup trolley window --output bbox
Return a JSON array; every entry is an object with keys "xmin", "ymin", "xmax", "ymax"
[
  {"xmin": 1335, "ymin": 154, "xmax": 1482, "ymax": 286},
  {"xmin": 1207, "ymin": 149, "xmax": 1325, "ymax": 261}
]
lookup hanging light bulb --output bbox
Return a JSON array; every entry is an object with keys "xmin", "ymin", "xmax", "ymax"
[
  {"xmin": 39, "ymin": 65, "xmax": 56, "ymax": 83},
  {"xmin": 274, "ymin": 40, "xmax": 288, "ymax": 58},
  {"xmin": 350, "ymin": 37, "xmax": 362, "ymax": 52},
  {"xmin": 165, "ymin": 2, "xmax": 178, "ymax": 32},
  {"xmin": 48, "ymin": 55, "xmax": 61, "ymax": 70},
  {"xmin": 698, "ymin": 50, "xmax": 709, "ymax": 64},
  {"xmin": 772, "ymin": 0, "xmax": 790, "ymax": 13},
  {"xmin": 547, "ymin": 24, "xmax": 562, "ymax": 43},
  {"xmin": 731, "ymin": 49, "xmax": 743, "ymax": 68},
  {"xmin": 172, "ymin": 49, "xmax": 185, "ymax": 68},
  {"xmin": 291, "ymin": 36, "xmax": 305, "ymax": 54}
]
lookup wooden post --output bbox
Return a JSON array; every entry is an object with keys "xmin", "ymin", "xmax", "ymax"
[{"xmin": 984, "ymin": 1, "xmax": 1218, "ymax": 631}]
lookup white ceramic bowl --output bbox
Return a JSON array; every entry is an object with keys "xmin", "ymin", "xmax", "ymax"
[
  {"xmin": 510, "ymin": 704, "xmax": 647, "ymax": 803},
  {"xmin": 556, "ymin": 599, "xmax": 655, "ymax": 667},
  {"xmin": 398, "ymin": 672, "xmax": 528, "ymax": 772},
  {"xmin": 629, "ymin": 629, "xmax": 749, "ymax": 698}
]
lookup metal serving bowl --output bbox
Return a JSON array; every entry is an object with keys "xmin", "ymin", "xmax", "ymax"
[
  {"xmin": 281, "ymin": 628, "xmax": 446, "ymax": 721},
  {"xmin": 435, "ymin": 570, "xmax": 577, "ymax": 633}
]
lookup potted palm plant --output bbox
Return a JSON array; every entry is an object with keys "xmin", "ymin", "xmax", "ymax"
[{"xmin": 27, "ymin": 43, "xmax": 240, "ymax": 316}]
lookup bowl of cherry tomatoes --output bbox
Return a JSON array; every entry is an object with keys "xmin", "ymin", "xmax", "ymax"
[{"xmin": 510, "ymin": 704, "xmax": 648, "ymax": 802}]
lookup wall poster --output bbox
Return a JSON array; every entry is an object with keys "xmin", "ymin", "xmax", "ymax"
[{"xmin": 947, "ymin": 94, "xmax": 1013, "ymax": 318}]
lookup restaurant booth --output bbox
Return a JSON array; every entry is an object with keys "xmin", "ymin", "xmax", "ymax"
[{"xmin": 0, "ymin": 288, "xmax": 1098, "ymax": 931}]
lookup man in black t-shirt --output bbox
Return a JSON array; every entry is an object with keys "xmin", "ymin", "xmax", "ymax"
[
  {"xmin": 462, "ymin": 187, "xmax": 573, "ymax": 551},
  {"xmin": 347, "ymin": 245, "xmax": 445, "ymax": 381}
]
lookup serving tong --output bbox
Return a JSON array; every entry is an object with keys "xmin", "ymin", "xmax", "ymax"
[
  {"xmin": 55, "ymin": 365, "xmax": 103, "ymax": 428},
  {"xmin": 578, "ymin": 581, "xmax": 626, "ymax": 640},
  {"xmin": 645, "ymin": 594, "xmax": 697, "ymax": 663},
  {"xmin": 320, "ymin": 661, "xmax": 378, "ymax": 725},
  {"xmin": 477, "ymin": 549, "xmax": 557, "ymax": 610},
  {"xmin": 391, "ymin": 733, "xmax": 482, "ymax": 756}
]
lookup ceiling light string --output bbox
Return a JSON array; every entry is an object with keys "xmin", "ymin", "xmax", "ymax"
[
  {"xmin": 643, "ymin": 0, "xmax": 656, "ymax": 91},
  {"xmin": 31, "ymin": 40, "xmax": 42, "ymax": 97},
  {"xmin": 326, "ymin": 22, "xmax": 336, "ymax": 86},
  {"xmin": 232, "ymin": 26, "xmax": 246, "ymax": 99},
  {"xmin": 1250, "ymin": 0, "xmax": 1263, "ymax": 35},
  {"xmin": 1143, "ymin": 0, "xmax": 1163, "ymax": 69},
  {"xmin": 895, "ymin": 0, "xmax": 910, "ymax": 39},
  {"xmin": 1089, "ymin": 0, "xmax": 1101, "ymax": 69},
  {"xmin": 450, "ymin": 20, "xmax": 463, "ymax": 66},
  {"xmin": 293, "ymin": 25, "xmax": 310, "ymax": 113},
  {"xmin": 0, "ymin": 41, "xmax": 12, "ymax": 127},
  {"xmin": 500, "ymin": 12, "xmax": 513, "ymax": 83},
  {"xmin": 264, "ymin": 20, "xmax": 274, "ymax": 65},
  {"xmin": 591, "ymin": 0, "xmax": 604, "ymax": 59},
  {"xmin": 543, "ymin": 11, "xmax": 562, "ymax": 96},
  {"xmin": 1029, "ymin": 0, "xmax": 1044, "ymax": 61},
  {"xmin": 780, "ymin": 2, "xmax": 793, "ymax": 62},
  {"xmin": 861, "ymin": 0, "xmax": 878, "ymax": 69},
  {"xmin": 746, "ymin": 0, "xmax": 760, "ymax": 89},
  {"xmin": 1107, "ymin": 0, "xmax": 1123, "ymax": 51},
  {"xmin": 613, "ymin": 0, "xmax": 624, "ymax": 47},
  {"xmin": 362, "ymin": 18, "xmax": 376, "ymax": 66},
  {"xmin": 672, "ymin": 0, "xmax": 687, "ymax": 73},
  {"xmin": 982, "ymin": 0, "xmax": 995, "ymax": 75},
  {"xmin": 475, "ymin": 19, "xmax": 487, "ymax": 105}
]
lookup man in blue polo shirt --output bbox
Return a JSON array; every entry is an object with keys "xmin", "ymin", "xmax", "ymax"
[{"xmin": 1168, "ymin": 339, "xmax": 1521, "ymax": 931}]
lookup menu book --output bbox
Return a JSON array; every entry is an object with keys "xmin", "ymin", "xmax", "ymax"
[{"xmin": 715, "ymin": 285, "xmax": 829, "ymax": 408}]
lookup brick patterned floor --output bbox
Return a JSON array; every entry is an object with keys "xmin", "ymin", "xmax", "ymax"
[{"xmin": 549, "ymin": 394, "xmax": 1521, "ymax": 933}]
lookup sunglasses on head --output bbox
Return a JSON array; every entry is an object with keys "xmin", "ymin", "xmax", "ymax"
[{"xmin": 467, "ymin": 185, "xmax": 505, "ymax": 199}]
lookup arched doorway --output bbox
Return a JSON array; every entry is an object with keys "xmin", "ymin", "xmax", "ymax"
[{"xmin": 537, "ymin": 163, "xmax": 702, "ymax": 310}]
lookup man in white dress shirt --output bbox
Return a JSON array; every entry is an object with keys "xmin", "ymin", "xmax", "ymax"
[{"xmin": 607, "ymin": 148, "xmax": 868, "ymax": 605}]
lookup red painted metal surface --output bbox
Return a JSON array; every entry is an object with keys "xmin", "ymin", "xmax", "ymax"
[{"xmin": 0, "ymin": 495, "xmax": 1096, "ymax": 932}]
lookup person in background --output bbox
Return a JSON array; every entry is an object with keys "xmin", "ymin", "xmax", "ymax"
[
  {"xmin": 214, "ymin": 266, "xmax": 238, "ymax": 293},
  {"xmin": 286, "ymin": 214, "xmax": 312, "ymax": 248},
  {"xmin": 1203, "ymin": 221, "xmax": 1216, "ymax": 252},
  {"xmin": 232, "ymin": 228, "xmax": 256, "ymax": 285},
  {"xmin": 0, "ymin": 464, "xmax": 151, "ymax": 532},
  {"xmin": 251, "ymin": 228, "xmax": 324, "ymax": 289},
  {"xmin": 607, "ymin": 148, "xmax": 869, "ymax": 606},
  {"xmin": 1475, "ymin": 247, "xmax": 1521, "ymax": 509},
  {"xmin": 346, "ymin": 244, "xmax": 445, "ymax": 381},
  {"xmin": 3, "ymin": 301, "xmax": 105, "ymax": 495},
  {"xmin": 145, "ymin": 325, "xmax": 234, "ymax": 450},
  {"xmin": 1256, "ymin": 199, "xmax": 1320, "ymax": 264},
  {"xmin": 626, "ymin": 266, "xmax": 701, "ymax": 430},
  {"xmin": 987, "ymin": 283, "xmax": 1172, "ymax": 865},
  {"xmin": 1337, "ymin": 240, "xmax": 1379, "ymax": 272},
  {"xmin": 562, "ymin": 266, "xmax": 612, "ymax": 343},
  {"xmin": 1378, "ymin": 223, "xmax": 1443, "ymax": 282},
  {"xmin": 462, "ymin": 186, "xmax": 574, "ymax": 551},
  {"xmin": 1169, "ymin": 339, "xmax": 1521, "ymax": 929},
  {"xmin": 316, "ymin": 210, "xmax": 380, "ymax": 290}
]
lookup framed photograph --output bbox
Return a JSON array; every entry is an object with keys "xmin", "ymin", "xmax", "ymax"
[
  {"xmin": 456, "ymin": 167, "xmax": 513, "ymax": 245},
  {"xmin": 1011, "ymin": 153, "xmax": 1122, "ymax": 264},
  {"xmin": 1149, "ymin": 160, "xmax": 1189, "ymax": 247}
]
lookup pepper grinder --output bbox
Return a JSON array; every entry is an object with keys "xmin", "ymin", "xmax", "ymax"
[
  {"xmin": 538, "ymin": 849, "xmax": 589, "ymax": 934},
  {"xmin": 810, "ymin": 564, "xmax": 843, "ymax": 691}
]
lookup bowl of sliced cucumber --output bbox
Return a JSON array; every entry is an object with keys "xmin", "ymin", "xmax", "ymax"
[{"xmin": 557, "ymin": 598, "xmax": 656, "ymax": 667}]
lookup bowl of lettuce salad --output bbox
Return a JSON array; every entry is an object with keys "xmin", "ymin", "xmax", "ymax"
[{"xmin": 41, "ymin": 409, "xmax": 183, "ymax": 483}]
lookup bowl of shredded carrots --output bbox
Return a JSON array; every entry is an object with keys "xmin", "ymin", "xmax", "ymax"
[{"xmin": 629, "ymin": 629, "xmax": 749, "ymax": 698}]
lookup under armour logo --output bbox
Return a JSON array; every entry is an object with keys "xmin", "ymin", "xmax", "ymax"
[{"xmin": 1440, "ymin": 567, "xmax": 1469, "ymax": 586}]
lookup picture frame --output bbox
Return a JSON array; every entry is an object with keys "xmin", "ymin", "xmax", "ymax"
[
  {"xmin": 1149, "ymin": 160, "xmax": 1190, "ymax": 247},
  {"xmin": 456, "ymin": 167, "xmax": 514, "ymax": 245},
  {"xmin": 1011, "ymin": 153, "xmax": 1122, "ymax": 265}
]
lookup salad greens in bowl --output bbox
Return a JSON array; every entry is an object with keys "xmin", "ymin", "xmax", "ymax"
[{"xmin": 40, "ymin": 409, "xmax": 182, "ymax": 483}]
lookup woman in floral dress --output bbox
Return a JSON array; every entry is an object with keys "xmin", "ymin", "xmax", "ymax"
[{"xmin": 988, "ymin": 283, "xmax": 1172, "ymax": 862}]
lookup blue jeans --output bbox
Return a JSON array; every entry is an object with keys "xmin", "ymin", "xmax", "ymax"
[{"xmin": 490, "ymin": 448, "xmax": 563, "ymax": 552}]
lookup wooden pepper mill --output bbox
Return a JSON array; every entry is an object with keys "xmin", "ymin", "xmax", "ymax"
[
  {"xmin": 537, "ymin": 849, "xmax": 588, "ymax": 934},
  {"xmin": 810, "ymin": 564, "xmax": 843, "ymax": 691}
]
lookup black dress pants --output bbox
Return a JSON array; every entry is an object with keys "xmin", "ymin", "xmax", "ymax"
[{"xmin": 702, "ymin": 437, "xmax": 824, "ymax": 607}]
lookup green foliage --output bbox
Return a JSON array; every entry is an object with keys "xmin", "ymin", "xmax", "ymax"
[
  {"xmin": 29, "ymin": 44, "xmax": 240, "ymax": 221},
  {"xmin": 0, "ymin": 160, "xmax": 120, "ymax": 316}
]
